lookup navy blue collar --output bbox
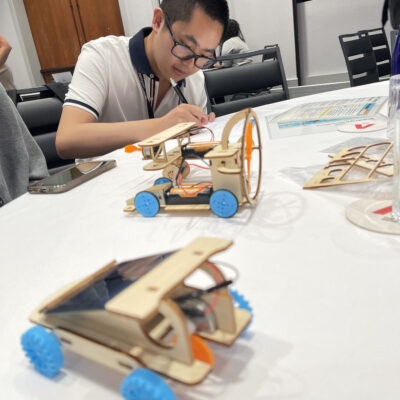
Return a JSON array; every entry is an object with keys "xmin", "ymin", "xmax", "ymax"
[
  {"xmin": 129, "ymin": 27, "xmax": 185, "ymax": 86},
  {"xmin": 129, "ymin": 27, "xmax": 156, "ymax": 78}
]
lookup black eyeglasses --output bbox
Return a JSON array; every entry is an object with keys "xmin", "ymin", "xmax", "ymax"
[{"xmin": 164, "ymin": 14, "xmax": 217, "ymax": 70}]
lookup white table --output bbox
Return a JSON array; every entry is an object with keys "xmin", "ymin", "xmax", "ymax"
[{"xmin": 2, "ymin": 81, "xmax": 400, "ymax": 400}]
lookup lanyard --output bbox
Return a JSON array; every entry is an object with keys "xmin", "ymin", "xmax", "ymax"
[{"xmin": 137, "ymin": 72, "xmax": 155, "ymax": 119}]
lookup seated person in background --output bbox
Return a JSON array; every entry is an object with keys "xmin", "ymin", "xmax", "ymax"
[
  {"xmin": 56, "ymin": 0, "xmax": 229, "ymax": 160},
  {"xmin": 0, "ymin": 34, "xmax": 16, "ymax": 90},
  {"xmin": 0, "ymin": 84, "xmax": 48, "ymax": 207},
  {"xmin": 219, "ymin": 19, "xmax": 253, "ymax": 67}
]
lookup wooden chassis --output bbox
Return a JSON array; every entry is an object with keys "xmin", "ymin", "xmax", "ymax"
[{"xmin": 29, "ymin": 237, "xmax": 251, "ymax": 385}]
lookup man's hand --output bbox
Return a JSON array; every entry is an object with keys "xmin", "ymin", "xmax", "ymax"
[{"xmin": 161, "ymin": 104, "xmax": 215, "ymax": 129}]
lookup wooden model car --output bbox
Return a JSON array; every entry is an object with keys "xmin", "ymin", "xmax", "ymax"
[
  {"xmin": 124, "ymin": 108, "xmax": 262, "ymax": 218},
  {"xmin": 21, "ymin": 237, "xmax": 252, "ymax": 400}
]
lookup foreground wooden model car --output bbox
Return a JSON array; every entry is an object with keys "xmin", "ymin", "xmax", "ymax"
[
  {"xmin": 21, "ymin": 237, "xmax": 252, "ymax": 400},
  {"xmin": 124, "ymin": 108, "xmax": 262, "ymax": 218}
]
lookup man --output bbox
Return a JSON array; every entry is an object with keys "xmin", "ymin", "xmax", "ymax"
[
  {"xmin": 0, "ymin": 34, "xmax": 16, "ymax": 90},
  {"xmin": 56, "ymin": 0, "xmax": 229, "ymax": 159},
  {"xmin": 0, "ymin": 84, "xmax": 48, "ymax": 206}
]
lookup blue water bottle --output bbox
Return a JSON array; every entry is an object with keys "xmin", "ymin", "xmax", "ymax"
[{"xmin": 392, "ymin": 30, "xmax": 400, "ymax": 75}]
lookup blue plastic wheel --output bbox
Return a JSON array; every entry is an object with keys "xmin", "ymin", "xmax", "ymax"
[
  {"xmin": 121, "ymin": 368, "xmax": 177, "ymax": 400},
  {"xmin": 153, "ymin": 177, "xmax": 171, "ymax": 186},
  {"xmin": 210, "ymin": 190, "xmax": 238, "ymax": 218},
  {"xmin": 21, "ymin": 326, "xmax": 64, "ymax": 378},
  {"xmin": 229, "ymin": 288, "xmax": 253, "ymax": 335},
  {"xmin": 134, "ymin": 191, "xmax": 160, "ymax": 217}
]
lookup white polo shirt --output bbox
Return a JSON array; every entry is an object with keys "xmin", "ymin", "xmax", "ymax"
[{"xmin": 64, "ymin": 28, "xmax": 208, "ymax": 122}]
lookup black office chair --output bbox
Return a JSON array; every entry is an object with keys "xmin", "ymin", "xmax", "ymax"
[
  {"xmin": 359, "ymin": 27, "xmax": 391, "ymax": 79},
  {"xmin": 338, "ymin": 31, "xmax": 380, "ymax": 87},
  {"xmin": 204, "ymin": 45, "xmax": 289, "ymax": 117},
  {"xmin": 7, "ymin": 83, "xmax": 74, "ymax": 174}
]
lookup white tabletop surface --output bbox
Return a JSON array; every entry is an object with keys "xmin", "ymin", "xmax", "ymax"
[{"xmin": 2, "ymin": 81, "xmax": 400, "ymax": 400}]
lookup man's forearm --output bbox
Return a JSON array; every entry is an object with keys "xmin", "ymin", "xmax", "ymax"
[{"xmin": 56, "ymin": 118, "xmax": 166, "ymax": 159}]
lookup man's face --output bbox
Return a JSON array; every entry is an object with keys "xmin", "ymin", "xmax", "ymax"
[{"xmin": 154, "ymin": 7, "xmax": 223, "ymax": 81}]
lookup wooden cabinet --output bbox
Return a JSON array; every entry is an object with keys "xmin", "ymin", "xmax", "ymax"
[{"xmin": 24, "ymin": 0, "xmax": 125, "ymax": 83}]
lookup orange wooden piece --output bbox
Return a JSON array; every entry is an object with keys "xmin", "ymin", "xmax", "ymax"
[
  {"xmin": 245, "ymin": 121, "xmax": 253, "ymax": 175},
  {"xmin": 190, "ymin": 334, "xmax": 214, "ymax": 365},
  {"xmin": 172, "ymin": 333, "xmax": 214, "ymax": 365}
]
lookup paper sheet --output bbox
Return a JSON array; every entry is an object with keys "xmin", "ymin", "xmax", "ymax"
[{"xmin": 267, "ymin": 97, "xmax": 388, "ymax": 139}]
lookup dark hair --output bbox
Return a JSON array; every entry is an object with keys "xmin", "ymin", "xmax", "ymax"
[
  {"xmin": 160, "ymin": 0, "xmax": 229, "ymax": 38},
  {"xmin": 223, "ymin": 19, "xmax": 244, "ymax": 42}
]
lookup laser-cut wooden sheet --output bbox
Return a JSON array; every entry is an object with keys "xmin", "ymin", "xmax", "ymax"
[{"xmin": 303, "ymin": 142, "xmax": 393, "ymax": 189}]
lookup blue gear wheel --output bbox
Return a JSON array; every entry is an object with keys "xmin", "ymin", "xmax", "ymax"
[
  {"xmin": 153, "ymin": 177, "xmax": 171, "ymax": 186},
  {"xmin": 121, "ymin": 368, "xmax": 177, "ymax": 400},
  {"xmin": 229, "ymin": 288, "xmax": 253, "ymax": 335},
  {"xmin": 21, "ymin": 326, "xmax": 64, "ymax": 378},
  {"xmin": 210, "ymin": 190, "xmax": 238, "ymax": 218},
  {"xmin": 134, "ymin": 191, "xmax": 160, "ymax": 217}
]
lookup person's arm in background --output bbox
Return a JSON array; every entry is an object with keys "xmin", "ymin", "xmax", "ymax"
[
  {"xmin": 57, "ymin": 104, "xmax": 214, "ymax": 159},
  {"xmin": 0, "ymin": 84, "xmax": 48, "ymax": 206},
  {"xmin": 0, "ymin": 35, "xmax": 12, "ymax": 67}
]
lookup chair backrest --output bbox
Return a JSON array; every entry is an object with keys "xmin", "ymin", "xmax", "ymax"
[
  {"xmin": 359, "ymin": 27, "xmax": 391, "ymax": 78},
  {"xmin": 11, "ymin": 84, "xmax": 74, "ymax": 173},
  {"xmin": 204, "ymin": 45, "xmax": 289, "ymax": 117},
  {"xmin": 338, "ymin": 32, "xmax": 379, "ymax": 87}
]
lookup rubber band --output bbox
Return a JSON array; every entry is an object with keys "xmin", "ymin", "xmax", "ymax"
[
  {"xmin": 177, "ymin": 173, "xmax": 212, "ymax": 196},
  {"xmin": 187, "ymin": 163, "xmax": 210, "ymax": 170}
]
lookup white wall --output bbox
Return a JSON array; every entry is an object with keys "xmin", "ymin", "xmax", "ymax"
[
  {"xmin": 0, "ymin": 0, "xmax": 43, "ymax": 89},
  {"xmin": 1, "ymin": 0, "xmax": 158, "ymax": 89},
  {"xmin": 297, "ymin": 0, "xmax": 387, "ymax": 84},
  {"xmin": 118, "ymin": 0, "xmax": 155, "ymax": 36},
  {"xmin": 1, "ymin": 0, "xmax": 394, "ymax": 89},
  {"xmin": 228, "ymin": 0, "xmax": 297, "ymax": 82},
  {"xmin": 118, "ymin": 0, "xmax": 298, "ymax": 81}
]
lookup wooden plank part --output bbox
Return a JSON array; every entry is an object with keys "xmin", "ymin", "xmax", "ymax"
[
  {"xmin": 53, "ymin": 325, "xmax": 210, "ymax": 384},
  {"xmin": 126, "ymin": 197, "xmax": 135, "ymax": 206},
  {"xmin": 204, "ymin": 143, "xmax": 241, "ymax": 159},
  {"xmin": 353, "ymin": 158, "xmax": 393, "ymax": 176},
  {"xmin": 186, "ymin": 141, "xmax": 220, "ymax": 152},
  {"xmin": 106, "ymin": 238, "xmax": 233, "ymax": 320},
  {"xmin": 143, "ymin": 147, "xmax": 182, "ymax": 171},
  {"xmin": 53, "ymin": 328, "xmax": 141, "ymax": 375},
  {"xmin": 138, "ymin": 350, "xmax": 212, "ymax": 385},
  {"xmin": 217, "ymin": 166, "xmax": 241, "ymax": 174},
  {"xmin": 197, "ymin": 308, "xmax": 251, "ymax": 346},
  {"xmin": 39, "ymin": 261, "xmax": 117, "ymax": 313},
  {"xmin": 304, "ymin": 142, "xmax": 393, "ymax": 189},
  {"xmin": 138, "ymin": 122, "xmax": 196, "ymax": 147},
  {"xmin": 163, "ymin": 204, "xmax": 211, "ymax": 211},
  {"xmin": 124, "ymin": 205, "xmax": 136, "ymax": 213}
]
